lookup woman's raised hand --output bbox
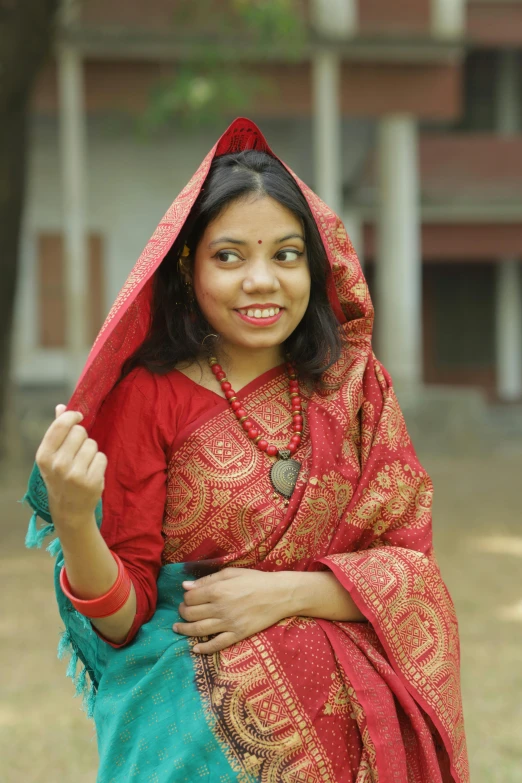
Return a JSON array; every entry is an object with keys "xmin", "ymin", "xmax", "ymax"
[{"xmin": 35, "ymin": 404, "xmax": 107, "ymax": 530}]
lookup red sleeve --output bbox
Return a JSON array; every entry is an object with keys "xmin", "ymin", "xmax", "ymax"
[{"xmin": 88, "ymin": 368, "xmax": 168, "ymax": 648}]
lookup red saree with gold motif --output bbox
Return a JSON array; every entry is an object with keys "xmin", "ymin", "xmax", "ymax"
[{"xmin": 24, "ymin": 118, "xmax": 469, "ymax": 783}]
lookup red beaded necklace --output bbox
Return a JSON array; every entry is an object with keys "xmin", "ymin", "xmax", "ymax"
[{"xmin": 208, "ymin": 356, "xmax": 303, "ymax": 499}]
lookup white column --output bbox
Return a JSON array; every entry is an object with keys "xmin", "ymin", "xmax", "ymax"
[
  {"xmin": 343, "ymin": 207, "xmax": 364, "ymax": 269},
  {"xmin": 58, "ymin": 40, "xmax": 90, "ymax": 391},
  {"xmin": 310, "ymin": 0, "xmax": 357, "ymax": 39},
  {"xmin": 495, "ymin": 51, "xmax": 522, "ymax": 400},
  {"xmin": 497, "ymin": 51, "xmax": 520, "ymax": 135},
  {"xmin": 375, "ymin": 115, "xmax": 422, "ymax": 390},
  {"xmin": 312, "ymin": 49, "xmax": 342, "ymax": 214},
  {"xmin": 496, "ymin": 260, "xmax": 522, "ymax": 401},
  {"xmin": 431, "ymin": 0, "xmax": 466, "ymax": 39},
  {"xmin": 310, "ymin": 0, "xmax": 356, "ymax": 216}
]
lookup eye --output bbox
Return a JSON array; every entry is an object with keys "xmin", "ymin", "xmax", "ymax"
[
  {"xmin": 276, "ymin": 249, "xmax": 303, "ymax": 263},
  {"xmin": 214, "ymin": 250, "xmax": 243, "ymax": 263}
]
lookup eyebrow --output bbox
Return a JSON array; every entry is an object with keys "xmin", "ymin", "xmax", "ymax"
[{"xmin": 208, "ymin": 233, "xmax": 305, "ymax": 248}]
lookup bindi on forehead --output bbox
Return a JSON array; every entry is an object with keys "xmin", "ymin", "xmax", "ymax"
[{"xmin": 258, "ymin": 240, "xmax": 262, "ymax": 244}]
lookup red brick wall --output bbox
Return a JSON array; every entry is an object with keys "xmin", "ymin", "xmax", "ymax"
[
  {"xmin": 66, "ymin": 0, "xmax": 522, "ymax": 48},
  {"xmin": 32, "ymin": 59, "xmax": 461, "ymax": 121},
  {"xmin": 80, "ymin": 0, "xmax": 230, "ymax": 29},
  {"xmin": 79, "ymin": 0, "xmax": 432, "ymax": 37},
  {"xmin": 468, "ymin": 1, "xmax": 522, "ymax": 46},
  {"xmin": 79, "ymin": 0, "xmax": 309, "ymax": 32},
  {"xmin": 363, "ymin": 223, "xmax": 522, "ymax": 262},
  {"xmin": 358, "ymin": 0, "xmax": 431, "ymax": 34},
  {"xmin": 340, "ymin": 62, "xmax": 460, "ymax": 119}
]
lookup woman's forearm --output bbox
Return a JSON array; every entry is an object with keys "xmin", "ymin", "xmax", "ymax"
[
  {"xmin": 58, "ymin": 514, "xmax": 137, "ymax": 644},
  {"xmin": 280, "ymin": 570, "xmax": 365, "ymax": 623}
]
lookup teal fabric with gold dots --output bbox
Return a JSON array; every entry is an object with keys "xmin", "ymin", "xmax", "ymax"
[
  {"xmin": 24, "ymin": 464, "xmax": 241, "ymax": 783},
  {"xmin": 94, "ymin": 567, "xmax": 242, "ymax": 782}
]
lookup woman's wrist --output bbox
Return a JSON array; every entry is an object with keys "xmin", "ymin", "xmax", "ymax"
[
  {"xmin": 276, "ymin": 570, "xmax": 365, "ymax": 623},
  {"xmin": 275, "ymin": 571, "xmax": 310, "ymax": 619},
  {"xmin": 59, "ymin": 517, "xmax": 120, "ymax": 600},
  {"xmin": 52, "ymin": 508, "xmax": 97, "ymax": 532},
  {"xmin": 55, "ymin": 514, "xmax": 99, "ymax": 560},
  {"xmin": 54, "ymin": 512, "xmax": 98, "ymax": 546}
]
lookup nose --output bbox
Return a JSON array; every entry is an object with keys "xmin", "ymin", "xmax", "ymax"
[{"xmin": 242, "ymin": 257, "xmax": 280, "ymax": 294}]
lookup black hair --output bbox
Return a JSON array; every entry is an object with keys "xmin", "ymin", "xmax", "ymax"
[{"xmin": 121, "ymin": 149, "xmax": 343, "ymax": 382}]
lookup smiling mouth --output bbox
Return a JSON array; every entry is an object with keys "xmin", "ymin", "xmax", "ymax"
[{"xmin": 236, "ymin": 306, "xmax": 282, "ymax": 320}]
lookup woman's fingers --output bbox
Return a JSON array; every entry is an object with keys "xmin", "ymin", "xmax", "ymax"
[
  {"xmin": 68, "ymin": 437, "xmax": 99, "ymax": 475},
  {"xmin": 193, "ymin": 633, "xmax": 238, "ymax": 655},
  {"xmin": 47, "ymin": 425, "xmax": 90, "ymax": 480},
  {"xmin": 178, "ymin": 601, "xmax": 214, "ymax": 623},
  {"xmin": 57, "ymin": 424, "xmax": 90, "ymax": 462},
  {"xmin": 34, "ymin": 405, "xmax": 106, "ymax": 526},
  {"xmin": 183, "ymin": 585, "xmax": 215, "ymax": 606},
  {"xmin": 174, "ymin": 618, "xmax": 224, "ymax": 638},
  {"xmin": 36, "ymin": 410, "xmax": 84, "ymax": 466},
  {"xmin": 86, "ymin": 451, "xmax": 108, "ymax": 484},
  {"xmin": 182, "ymin": 568, "xmax": 237, "ymax": 592}
]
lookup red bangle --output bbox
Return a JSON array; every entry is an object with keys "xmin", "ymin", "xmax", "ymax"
[{"xmin": 60, "ymin": 551, "xmax": 132, "ymax": 619}]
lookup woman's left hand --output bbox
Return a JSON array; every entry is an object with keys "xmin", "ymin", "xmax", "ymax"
[{"xmin": 173, "ymin": 568, "xmax": 288, "ymax": 654}]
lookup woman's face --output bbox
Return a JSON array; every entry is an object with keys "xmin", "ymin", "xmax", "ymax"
[{"xmin": 191, "ymin": 195, "xmax": 311, "ymax": 355}]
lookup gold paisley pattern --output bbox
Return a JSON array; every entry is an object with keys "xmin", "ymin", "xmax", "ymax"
[
  {"xmin": 348, "ymin": 460, "xmax": 431, "ymax": 535},
  {"xmin": 323, "ymin": 668, "xmax": 351, "ymax": 717},
  {"xmin": 162, "ymin": 372, "xmax": 314, "ymax": 567},
  {"xmin": 319, "ymin": 383, "xmax": 468, "ymax": 780},
  {"xmin": 323, "ymin": 546, "xmax": 467, "ymax": 780},
  {"xmin": 159, "ymin": 353, "xmax": 468, "ymax": 779},
  {"xmin": 159, "ymin": 352, "xmax": 468, "ymax": 779},
  {"xmin": 193, "ymin": 635, "xmax": 340, "ymax": 783}
]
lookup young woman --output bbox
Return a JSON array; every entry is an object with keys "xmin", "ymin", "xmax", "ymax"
[{"xmin": 26, "ymin": 118, "xmax": 468, "ymax": 782}]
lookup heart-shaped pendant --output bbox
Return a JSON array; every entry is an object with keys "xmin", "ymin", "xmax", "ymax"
[{"xmin": 270, "ymin": 450, "xmax": 301, "ymax": 499}]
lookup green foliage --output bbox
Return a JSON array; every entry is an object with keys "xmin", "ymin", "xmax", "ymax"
[
  {"xmin": 230, "ymin": 0, "xmax": 306, "ymax": 49},
  {"xmin": 137, "ymin": 0, "xmax": 306, "ymax": 133}
]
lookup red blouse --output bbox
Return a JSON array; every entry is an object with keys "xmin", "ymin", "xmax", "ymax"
[{"xmin": 89, "ymin": 367, "xmax": 224, "ymax": 647}]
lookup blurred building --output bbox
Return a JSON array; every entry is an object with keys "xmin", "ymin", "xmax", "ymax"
[{"xmin": 14, "ymin": 0, "xmax": 522, "ymax": 407}]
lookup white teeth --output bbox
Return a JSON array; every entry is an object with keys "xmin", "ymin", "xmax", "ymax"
[{"xmin": 238, "ymin": 307, "xmax": 282, "ymax": 319}]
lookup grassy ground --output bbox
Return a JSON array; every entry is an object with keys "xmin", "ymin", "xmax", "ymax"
[{"xmin": 2, "ymin": 449, "xmax": 522, "ymax": 782}]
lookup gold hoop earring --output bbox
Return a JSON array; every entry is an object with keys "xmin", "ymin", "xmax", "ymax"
[{"xmin": 201, "ymin": 333, "xmax": 219, "ymax": 348}]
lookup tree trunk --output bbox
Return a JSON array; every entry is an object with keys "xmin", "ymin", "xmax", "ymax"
[{"xmin": 0, "ymin": 0, "xmax": 60, "ymax": 461}]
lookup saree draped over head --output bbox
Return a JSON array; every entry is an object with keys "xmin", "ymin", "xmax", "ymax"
[{"xmin": 24, "ymin": 118, "xmax": 469, "ymax": 783}]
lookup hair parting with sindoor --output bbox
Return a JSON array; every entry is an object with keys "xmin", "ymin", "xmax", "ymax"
[{"xmin": 121, "ymin": 150, "xmax": 343, "ymax": 383}]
